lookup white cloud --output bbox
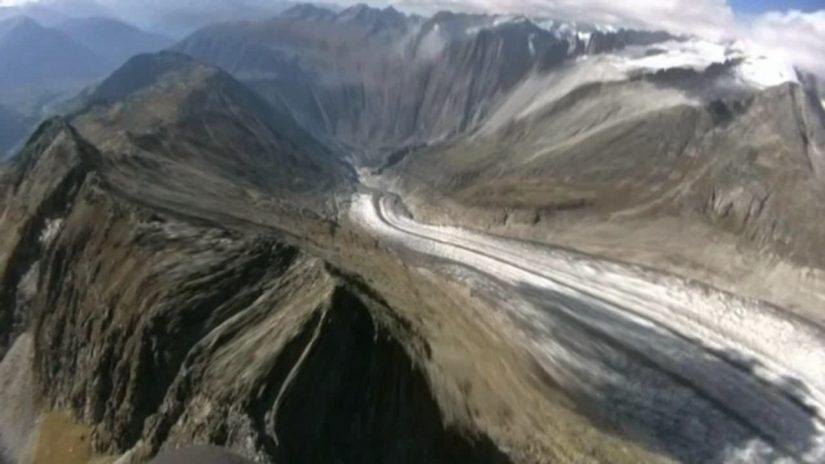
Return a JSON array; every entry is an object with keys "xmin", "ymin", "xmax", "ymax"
[
  {"xmin": 743, "ymin": 10, "xmax": 825, "ymax": 78},
  {"xmin": 389, "ymin": 0, "xmax": 825, "ymax": 77}
]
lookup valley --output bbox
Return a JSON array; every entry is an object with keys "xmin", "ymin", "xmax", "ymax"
[{"xmin": 351, "ymin": 190, "xmax": 825, "ymax": 462}]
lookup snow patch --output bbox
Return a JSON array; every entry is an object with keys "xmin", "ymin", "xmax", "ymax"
[
  {"xmin": 39, "ymin": 218, "xmax": 63, "ymax": 245},
  {"xmin": 605, "ymin": 38, "xmax": 796, "ymax": 89},
  {"xmin": 735, "ymin": 53, "xmax": 797, "ymax": 88},
  {"xmin": 527, "ymin": 33, "xmax": 536, "ymax": 56},
  {"xmin": 555, "ymin": 22, "xmax": 574, "ymax": 39},
  {"xmin": 616, "ymin": 39, "xmax": 728, "ymax": 73},
  {"xmin": 492, "ymin": 14, "xmax": 529, "ymax": 27}
]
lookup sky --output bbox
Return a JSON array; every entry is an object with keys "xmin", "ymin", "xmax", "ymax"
[
  {"xmin": 1, "ymin": 0, "xmax": 824, "ymax": 76},
  {"xmin": 730, "ymin": 0, "xmax": 825, "ymax": 14}
]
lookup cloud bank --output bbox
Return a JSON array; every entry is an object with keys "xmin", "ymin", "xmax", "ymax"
[
  {"xmin": 391, "ymin": 0, "xmax": 825, "ymax": 77},
  {"xmin": 744, "ymin": 10, "xmax": 825, "ymax": 77}
]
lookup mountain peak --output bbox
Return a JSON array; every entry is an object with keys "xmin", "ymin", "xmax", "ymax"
[
  {"xmin": 335, "ymin": 3, "xmax": 407, "ymax": 30},
  {"xmin": 0, "ymin": 15, "xmax": 44, "ymax": 39},
  {"xmin": 57, "ymin": 16, "xmax": 142, "ymax": 35},
  {"xmin": 72, "ymin": 50, "xmax": 353, "ymax": 195},
  {"xmin": 280, "ymin": 3, "xmax": 337, "ymax": 21},
  {"xmin": 86, "ymin": 51, "xmax": 210, "ymax": 104}
]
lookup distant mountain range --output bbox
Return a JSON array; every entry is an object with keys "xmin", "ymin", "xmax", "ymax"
[
  {"xmin": 0, "ymin": 0, "xmax": 297, "ymax": 37},
  {"xmin": 0, "ymin": 14, "xmax": 173, "ymax": 157},
  {"xmin": 0, "ymin": 16, "xmax": 105, "ymax": 87}
]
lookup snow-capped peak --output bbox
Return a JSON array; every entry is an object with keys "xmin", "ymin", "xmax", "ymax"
[
  {"xmin": 734, "ymin": 52, "xmax": 797, "ymax": 88},
  {"xmin": 723, "ymin": 40, "xmax": 798, "ymax": 88},
  {"xmin": 492, "ymin": 14, "xmax": 530, "ymax": 27},
  {"xmin": 606, "ymin": 38, "xmax": 797, "ymax": 89}
]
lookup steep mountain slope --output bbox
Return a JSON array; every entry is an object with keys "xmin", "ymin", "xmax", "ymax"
[
  {"xmin": 392, "ymin": 62, "xmax": 825, "ymax": 263},
  {"xmin": 56, "ymin": 17, "xmax": 173, "ymax": 65}
]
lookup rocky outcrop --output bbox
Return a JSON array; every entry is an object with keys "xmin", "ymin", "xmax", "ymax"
[{"xmin": 585, "ymin": 29, "xmax": 674, "ymax": 54}]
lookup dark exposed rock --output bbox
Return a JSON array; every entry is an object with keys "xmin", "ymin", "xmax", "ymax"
[
  {"xmin": 150, "ymin": 446, "xmax": 253, "ymax": 464},
  {"xmin": 585, "ymin": 29, "xmax": 675, "ymax": 54}
]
